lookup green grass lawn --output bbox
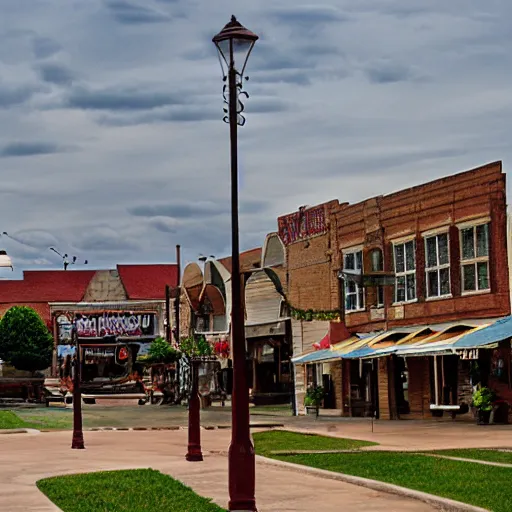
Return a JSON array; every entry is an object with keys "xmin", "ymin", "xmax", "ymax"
[
  {"xmin": 0, "ymin": 410, "xmax": 72, "ymax": 430},
  {"xmin": 37, "ymin": 469, "xmax": 226, "ymax": 512},
  {"xmin": 253, "ymin": 431, "xmax": 511, "ymax": 512},
  {"xmin": 253, "ymin": 430, "xmax": 377, "ymax": 457},
  {"xmin": 431, "ymin": 448, "xmax": 512, "ymax": 465},
  {"xmin": 0, "ymin": 410, "xmax": 27, "ymax": 429}
]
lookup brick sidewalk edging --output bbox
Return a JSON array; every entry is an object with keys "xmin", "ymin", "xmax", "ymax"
[{"xmin": 255, "ymin": 455, "xmax": 489, "ymax": 512}]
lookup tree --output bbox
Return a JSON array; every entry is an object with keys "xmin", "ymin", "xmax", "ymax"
[{"xmin": 0, "ymin": 306, "xmax": 54, "ymax": 374}]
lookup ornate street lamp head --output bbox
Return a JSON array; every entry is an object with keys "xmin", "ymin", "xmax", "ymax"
[
  {"xmin": 0, "ymin": 250, "xmax": 13, "ymax": 270},
  {"xmin": 213, "ymin": 15, "xmax": 259, "ymax": 77}
]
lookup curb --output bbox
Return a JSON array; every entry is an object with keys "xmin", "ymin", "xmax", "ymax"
[
  {"xmin": 0, "ymin": 428, "xmax": 37, "ymax": 435},
  {"xmin": 255, "ymin": 455, "xmax": 489, "ymax": 512},
  {"xmin": 0, "ymin": 423, "xmax": 285, "ymax": 435}
]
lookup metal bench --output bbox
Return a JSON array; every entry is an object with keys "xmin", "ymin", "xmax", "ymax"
[{"xmin": 430, "ymin": 403, "xmax": 469, "ymax": 419}]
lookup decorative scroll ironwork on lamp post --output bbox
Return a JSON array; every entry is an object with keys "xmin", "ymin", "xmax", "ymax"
[
  {"xmin": 71, "ymin": 323, "xmax": 85, "ymax": 450},
  {"xmin": 212, "ymin": 15, "xmax": 259, "ymax": 512}
]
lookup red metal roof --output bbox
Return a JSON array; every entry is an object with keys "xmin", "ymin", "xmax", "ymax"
[
  {"xmin": 117, "ymin": 264, "xmax": 178, "ymax": 300},
  {"xmin": 0, "ymin": 270, "xmax": 95, "ymax": 303}
]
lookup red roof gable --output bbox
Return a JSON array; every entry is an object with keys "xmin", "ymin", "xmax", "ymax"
[
  {"xmin": 117, "ymin": 264, "xmax": 178, "ymax": 300},
  {"xmin": 0, "ymin": 270, "xmax": 95, "ymax": 303}
]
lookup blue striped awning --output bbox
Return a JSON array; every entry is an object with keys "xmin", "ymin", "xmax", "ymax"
[
  {"xmin": 291, "ymin": 349, "xmax": 334, "ymax": 364},
  {"xmin": 454, "ymin": 316, "xmax": 512, "ymax": 349}
]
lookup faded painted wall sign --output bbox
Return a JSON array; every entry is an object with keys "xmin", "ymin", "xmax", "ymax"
[
  {"xmin": 74, "ymin": 312, "xmax": 156, "ymax": 338},
  {"xmin": 278, "ymin": 206, "xmax": 326, "ymax": 246}
]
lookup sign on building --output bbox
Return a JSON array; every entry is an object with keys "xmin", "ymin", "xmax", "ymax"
[{"xmin": 75, "ymin": 312, "xmax": 156, "ymax": 338}]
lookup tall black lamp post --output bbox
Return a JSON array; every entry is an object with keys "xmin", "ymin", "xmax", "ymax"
[
  {"xmin": 71, "ymin": 323, "xmax": 85, "ymax": 449},
  {"xmin": 213, "ymin": 16, "xmax": 258, "ymax": 512}
]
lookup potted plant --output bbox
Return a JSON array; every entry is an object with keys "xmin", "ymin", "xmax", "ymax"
[
  {"xmin": 472, "ymin": 387, "xmax": 495, "ymax": 425},
  {"xmin": 304, "ymin": 385, "xmax": 324, "ymax": 418}
]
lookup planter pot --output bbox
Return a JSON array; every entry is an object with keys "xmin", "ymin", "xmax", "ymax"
[
  {"xmin": 305, "ymin": 405, "xmax": 319, "ymax": 417},
  {"xmin": 477, "ymin": 409, "xmax": 491, "ymax": 425}
]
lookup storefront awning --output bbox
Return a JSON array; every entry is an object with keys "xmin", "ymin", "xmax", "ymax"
[
  {"xmin": 292, "ymin": 318, "xmax": 508, "ymax": 363},
  {"xmin": 291, "ymin": 349, "xmax": 335, "ymax": 364},
  {"xmin": 453, "ymin": 316, "xmax": 512, "ymax": 349},
  {"xmin": 291, "ymin": 334, "xmax": 371, "ymax": 364},
  {"xmin": 359, "ymin": 324, "xmax": 490, "ymax": 359}
]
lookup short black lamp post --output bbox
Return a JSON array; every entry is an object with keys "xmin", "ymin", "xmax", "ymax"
[{"xmin": 212, "ymin": 15, "xmax": 259, "ymax": 512}]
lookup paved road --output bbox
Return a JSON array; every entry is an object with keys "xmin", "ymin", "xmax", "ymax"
[{"xmin": 0, "ymin": 429, "xmax": 436, "ymax": 512}]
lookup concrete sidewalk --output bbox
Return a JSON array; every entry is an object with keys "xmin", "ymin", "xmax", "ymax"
[{"xmin": 0, "ymin": 429, "xmax": 435, "ymax": 512}]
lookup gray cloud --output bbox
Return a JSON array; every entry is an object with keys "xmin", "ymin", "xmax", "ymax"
[
  {"xmin": 37, "ymin": 62, "xmax": 75, "ymax": 85},
  {"xmin": 246, "ymin": 97, "xmax": 293, "ymax": 114},
  {"xmin": 105, "ymin": 0, "xmax": 171, "ymax": 25},
  {"xmin": 0, "ymin": 142, "xmax": 62, "ymax": 158},
  {"xmin": 129, "ymin": 201, "xmax": 224, "ymax": 219},
  {"xmin": 66, "ymin": 85, "xmax": 187, "ymax": 111},
  {"xmin": 365, "ymin": 61, "xmax": 419, "ymax": 84},
  {"xmin": 252, "ymin": 70, "xmax": 311, "ymax": 86},
  {"xmin": 32, "ymin": 36, "xmax": 61, "ymax": 59},
  {"xmin": 148, "ymin": 217, "xmax": 179, "ymax": 233},
  {"xmin": 2, "ymin": 230, "xmax": 59, "ymax": 249},
  {"xmin": 97, "ymin": 105, "xmax": 220, "ymax": 126},
  {"xmin": 0, "ymin": 84, "xmax": 38, "ymax": 108},
  {"xmin": 0, "ymin": 0, "xmax": 510, "ymax": 276},
  {"xmin": 129, "ymin": 199, "xmax": 267, "ymax": 219},
  {"xmin": 269, "ymin": 5, "xmax": 349, "ymax": 25},
  {"xmin": 74, "ymin": 226, "xmax": 140, "ymax": 252}
]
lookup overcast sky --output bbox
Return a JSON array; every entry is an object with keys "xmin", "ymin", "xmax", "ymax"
[{"xmin": 0, "ymin": 0, "xmax": 510, "ymax": 277}]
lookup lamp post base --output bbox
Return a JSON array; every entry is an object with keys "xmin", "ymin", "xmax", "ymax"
[
  {"xmin": 185, "ymin": 450, "xmax": 204, "ymax": 462},
  {"xmin": 71, "ymin": 433, "xmax": 85, "ymax": 450},
  {"xmin": 228, "ymin": 439, "xmax": 256, "ymax": 511}
]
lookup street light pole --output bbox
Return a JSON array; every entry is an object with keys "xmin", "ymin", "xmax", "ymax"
[
  {"xmin": 213, "ymin": 16, "xmax": 258, "ymax": 512},
  {"xmin": 186, "ymin": 357, "xmax": 203, "ymax": 461},
  {"xmin": 71, "ymin": 323, "xmax": 85, "ymax": 449}
]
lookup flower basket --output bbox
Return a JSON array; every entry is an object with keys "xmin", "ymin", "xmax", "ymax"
[{"xmin": 213, "ymin": 340, "xmax": 230, "ymax": 359}]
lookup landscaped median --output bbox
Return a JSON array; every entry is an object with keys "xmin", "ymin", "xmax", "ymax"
[
  {"xmin": 37, "ymin": 469, "xmax": 226, "ymax": 512},
  {"xmin": 253, "ymin": 430, "xmax": 512, "ymax": 512}
]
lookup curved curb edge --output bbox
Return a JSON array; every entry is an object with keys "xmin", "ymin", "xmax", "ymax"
[
  {"xmin": 0, "ymin": 428, "xmax": 40, "ymax": 435},
  {"xmin": 255, "ymin": 455, "xmax": 489, "ymax": 512}
]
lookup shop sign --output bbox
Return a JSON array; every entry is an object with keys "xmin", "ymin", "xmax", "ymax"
[
  {"xmin": 84, "ymin": 346, "xmax": 116, "ymax": 359},
  {"xmin": 278, "ymin": 206, "xmax": 326, "ymax": 246},
  {"xmin": 75, "ymin": 312, "xmax": 156, "ymax": 338},
  {"xmin": 460, "ymin": 349, "xmax": 479, "ymax": 360}
]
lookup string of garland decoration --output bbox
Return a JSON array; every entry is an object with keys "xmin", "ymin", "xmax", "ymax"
[{"xmin": 285, "ymin": 301, "xmax": 341, "ymax": 322}]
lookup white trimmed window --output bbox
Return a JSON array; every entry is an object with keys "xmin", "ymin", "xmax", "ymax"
[
  {"xmin": 425, "ymin": 233, "xmax": 450, "ymax": 298},
  {"xmin": 460, "ymin": 223, "xmax": 490, "ymax": 293},
  {"xmin": 394, "ymin": 240, "xmax": 416, "ymax": 302},
  {"xmin": 343, "ymin": 249, "xmax": 364, "ymax": 311}
]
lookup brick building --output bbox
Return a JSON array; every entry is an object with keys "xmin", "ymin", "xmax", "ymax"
[
  {"xmin": 291, "ymin": 161, "xmax": 512, "ymax": 420},
  {"xmin": 0, "ymin": 265, "xmax": 178, "ymax": 399},
  {"xmin": 181, "ymin": 240, "xmax": 295, "ymax": 405}
]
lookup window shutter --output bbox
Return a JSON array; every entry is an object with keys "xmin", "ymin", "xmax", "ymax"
[
  {"xmin": 416, "ymin": 234, "xmax": 425, "ymax": 301},
  {"xmin": 449, "ymin": 225, "xmax": 461, "ymax": 296}
]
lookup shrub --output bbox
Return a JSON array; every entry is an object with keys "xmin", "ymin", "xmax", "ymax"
[{"xmin": 0, "ymin": 306, "xmax": 53, "ymax": 373}]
